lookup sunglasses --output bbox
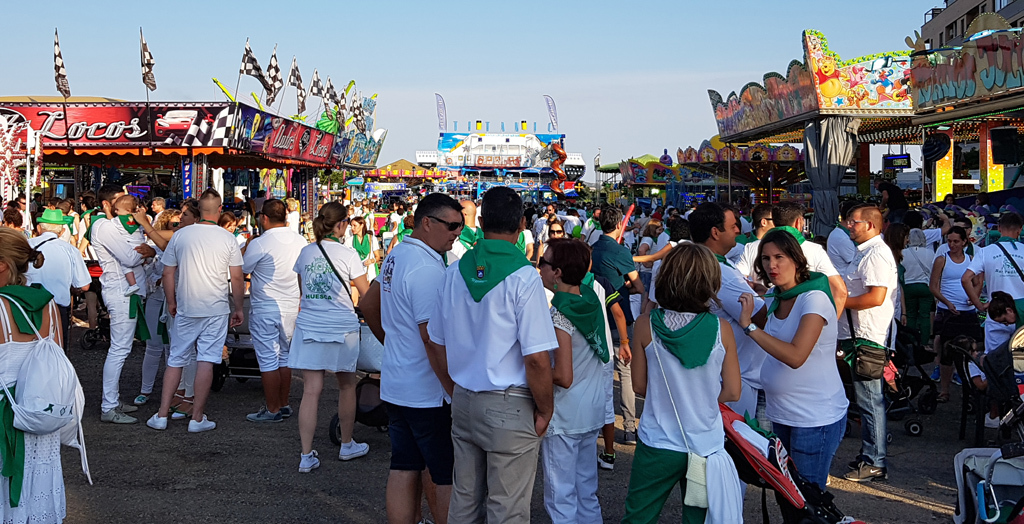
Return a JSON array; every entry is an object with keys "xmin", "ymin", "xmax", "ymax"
[
  {"xmin": 549, "ymin": 229, "xmax": 565, "ymax": 235},
  {"xmin": 538, "ymin": 257, "xmax": 555, "ymax": 269},
  {"xmin": 428, "ymin": 215, "xmax": 464, "ymax": 232}
]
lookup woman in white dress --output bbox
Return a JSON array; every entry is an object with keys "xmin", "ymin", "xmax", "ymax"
[
  {"xmin": 290, "ymin": 202, "xmax": 371, "ymax": 473},
  {"xmin": 0, "ymin": 228, "xmax": 66, "ymax": 523},
  {"xmin": 344, "ymin": 216, "xmax": 379, "ymax": 283}
]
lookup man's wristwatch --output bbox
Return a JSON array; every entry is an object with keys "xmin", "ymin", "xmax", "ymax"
[{"xmin": 743, "ymin": 323, "xmax": 758, "ymax": 336}]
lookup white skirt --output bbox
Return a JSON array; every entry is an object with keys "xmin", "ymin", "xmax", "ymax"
[
  {"xmin": 0, "ymin": 431, "xmax": 65, "ymax": 524},
  {"xmin": 287, "ymin": 327, "xmax": 359, "ymax": 373}
]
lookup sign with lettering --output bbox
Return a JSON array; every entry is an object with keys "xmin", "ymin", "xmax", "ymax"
[
  {"xmin": 233, "ymin": 104, "xmax": 336, "ymax": 164},
  {"xmin": 883, "ymin": 153, "xmax": 911, "ymax": 170}
]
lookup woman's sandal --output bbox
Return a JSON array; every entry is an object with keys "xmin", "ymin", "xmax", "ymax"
[{"xmin": 170, "ymin": 396, "xmax": 194, "ymax": 420}]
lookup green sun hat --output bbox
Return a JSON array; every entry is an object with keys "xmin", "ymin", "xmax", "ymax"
[{"xmin": 37, "ymin": 209, "xmax": 72, "ymax": 225}]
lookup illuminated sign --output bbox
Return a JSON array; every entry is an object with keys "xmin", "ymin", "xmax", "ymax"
[{"xmin": 883, "ymin": 154, "xmax": 911, "ymax": 170}]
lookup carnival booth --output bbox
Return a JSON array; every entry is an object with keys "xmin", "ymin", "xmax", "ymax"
[{"xmin": 677, "ymin": 139, "xmax": 806, "ymax": 204}]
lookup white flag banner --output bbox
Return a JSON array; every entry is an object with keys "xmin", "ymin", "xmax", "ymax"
[
  {"xmin": 543, "ymin": 94, "xmax": 558, "ymax": 132},
  {"xmin": 435, "ymin": 93, "xmax": 447, "ymax": 131}
]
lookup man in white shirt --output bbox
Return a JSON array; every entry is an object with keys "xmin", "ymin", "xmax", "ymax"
[
  {"xmin": 26, "ymin": 209, "xmax": 91, "ymax": 350},
  {"xmin": 447, "ymin": 200, "xmax": 480, "ymax": 262},
  {"xmin": 241, "ymin": 199, "xmax": 306, "ymax": 423},
  {"xmin": 148, "ymin": 189, "xmax": 245, "ymax": 433},
  {"xmin": 827, "ymin": 201, "xmax": 860, "ymax": 274},
  {"xmin": 841, "ymin": 206, "xmax": 896, "ymax": 483},
  {"xmin": 732, "ymin": 203, "xmax": 774, "ymax": 277},
  {"xmin": 363, "ymin": 193, "xmax": 463, "ymax": 524},
  {"xmin": 581, "ymin": 208, "xmax": 603, "ymax": 245},
  {"xmin": 963, "ymin": 211, "xmax": 1024, "ymax": 353},
  {"xmin": 686, "ymin": 203, "xmax": 767, "ymax": 419},
  {"xmin": 770, "ymin": 202, "xmax": 848, "ymax": 315},
  {"xmin": 427, "ymin": 187, "xmax": 557, "ymax": 524},
  {"xmin": 92, "ymin": 185, "xmax": 156, "ymax": 424},
  {"xmin": 150, "ymin": 197, "xmax": 167, "ymax": 225}
]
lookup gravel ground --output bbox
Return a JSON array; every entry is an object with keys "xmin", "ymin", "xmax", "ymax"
[{"xmin": 62, "ymin": 322, "xmax": 973, "ymax": 523}]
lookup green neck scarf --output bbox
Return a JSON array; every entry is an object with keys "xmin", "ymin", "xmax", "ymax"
[
  {"xmin": 0, "ymin": 285, "xmax": 53, "ymax": 335},
  {"xmin": 769, "ymin": 226, "xmax": 805, "ymax": 244},
  {"xmin": 650, "ymin": 309, "xmax": 718, "ymax": 369},
  {"xmin": 459, "ymin": 227, "xmax": 480, "ymax": 250},
  {"xmin": 118, "ymin": 215, "xmax": 140, "ymax": 235},
  {"xmin": 515, "ymin": 231, "xmax": 527, "ymax": 254},
  {"xmin": 735, "ymin": 232, "xmax": 756, "ymax": 246},
  {"xmin": 836, "ymin": 222, "xmax": 851, "ymax": 236},
  {"xmin": 458, "ymin": 238, "xmax": 531, "ymax": 302},
  {"xmin": 395, "ymin": 227, "xmax": 413, "ymax": 244},
  {"xmin": 765, "ymin": 271, "xmax": 834, "ymax": 317},
  {"xmin": 325, "ymin": 234, "xmax": 342, "ymax": 244},
  {"xmin": 997, "ymin": 236, "xmax": 1020, "ymax": 249},
  {"xmin": 582, "ymin": 272, "xmax": 595, "ymax": 288},
  {"xmin": 714, "ymin": 253, "xmax": 734, "ymax": 269},
  {"xmin": 83, "ymin": 214, "xmax": 106, "ymax": 243},
  {"xmin": 552, "ymin": 286, "xmax": 609, "ymax": 363},
  {"xmin": 352, "ymin": 234, "xmax": 372, "ymax": 260}
]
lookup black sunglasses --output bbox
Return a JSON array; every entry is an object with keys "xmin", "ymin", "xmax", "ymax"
[
  {"xmin": 549, "ymin": 229, "xmax": 565, "ymax": 235},
  {"xmin": 428, "ymin": 215, "xmax": 464, "ymax": 232},
  {"xmin": 538, "ymin": 257, "xmax": 555, "ymax": 268}
]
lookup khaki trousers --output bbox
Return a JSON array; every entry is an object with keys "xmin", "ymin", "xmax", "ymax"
[{"xmin": 448, "ymin": 385, "xmax": 541, "ymax": 524}]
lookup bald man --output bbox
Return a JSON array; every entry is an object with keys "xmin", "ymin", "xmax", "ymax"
[
  {"xmin": 446, "ymin": 200, "xmax": 479, "ymax": 262},
  {"xmin": 840, "ymin": 206, "xmax": 896, "ymax": 483}
]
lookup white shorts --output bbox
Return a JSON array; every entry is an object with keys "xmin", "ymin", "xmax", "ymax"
[
  {"xmin": 249, "ymin": 309, "xmax": 297, "ymax": 372},
  {"xmin": 287, "ymin": 327, "xmax": 359, "ymax": 373},
  {"xmin": 168, "ymin": 314, "xmax": 229, "ymax": 367}
]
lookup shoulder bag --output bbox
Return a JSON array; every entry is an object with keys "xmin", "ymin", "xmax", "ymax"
[{"xmin": 846, "ymin": 309, "xmax": 889, "ymax": 380}]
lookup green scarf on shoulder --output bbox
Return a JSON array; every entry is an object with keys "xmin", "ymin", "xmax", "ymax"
[
  {"xmin": 515, "ymin": 231, "xmax": 527, "ymax": 254},
  {"xmin": 83, "ymin": 213, "xmax": 106, "ymax": 243},
  {"xmin": 735, "ymin": 232, "xmax": 756, "ymax": 246},
  {"xmin": 352, "ymin": 234, "xmax": 372, "ymax": 260},
  {"xmin": 0, "ymin": 384, "xmax": 24, "ymax": 507},
  {"xmin": 395, "ymin": 227, "xmax": 413, "ymax": 245},
  {"xmin": 650, "ymin": 309, "xmax": 718, "ymax": 369},
  {"xmin": 458, "ymin": 227, "xmax": 480, "ymax": 250},
  {"xmin": 714, "ymin": 253, "xmax": 735, "ymax": 269},
  {"xmin": 0, "ymin": 285, "xmax": 53, "ymax": 335},
  {"xmin": 552, "ymin": 286, "xmax": 609, "ymax": 363},
  {"xmin": 768, "ymin": 226, "xmax": 805, "ymax": 244},
  {"xmin": 458, "ymin": 238, "xmax": 531, "ymax": 302},
  {"xmin": 765, "ymin": 271, "xmax": 835, "ymax": 317},
  {"xmin": 118, "ymin": 215, "xmax": 140, "ymax": 235}
]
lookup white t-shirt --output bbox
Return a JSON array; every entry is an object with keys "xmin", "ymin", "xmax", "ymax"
[
  {"xmin": 428, "ymin": 265, "xmax": 558, "ymax": 392},
  {"xmin": 827, "ymin": 227, "xmax": 857, "ymax": 274},
  {"xmin": 293, "ymin": 240, "xmax": 366, "ymax": 336},
  {"xmin": 967, "ymin": 240, "xmax": 1024, "ymax": 301},
  {"xmin": 711, "ymin": 261, "xmax": 766, "ymax": 388},
  {"xmin": 735, "ymin": 239, "xmax": 761, "ymax": 279},
  {"xmin": 287, "ymin": 211, "xmax": 301, "ymax": 234},
  {"xmin": 25, "ymin": 233, "xmax": 91, "ymax": 308},
  {"xmin": 761, "ymin": 290, "xmax": 848, "ymax": 427},
  {"xmin": 533, "ymin": 216, "xmax": 548, "ymax": 241},
  {"xmin": 652, "ymin": 232, "xmax": 672, "ymax": 255},
  {"xmin": 902, "ymin": 246, "xmax": 936, "ymax": 285},
  {"xmin": 841, "ymin": 234, "xmax": 897, "ymax": 345},
  {"xmin": 519, "ymin": 230, "xmax": 534, "ymax": 251},
  {"xmin": 547, "ymin": 307, "xmax": 607, "ymax": 436},
  {"xmin": 242, "ymin": 227, "xmax": 306, "ymax": 312},
  {"xmin": 380, "ymin": 238, "xmax": 449, "ymax": 408},
  {"xmin": 162, "ymin": 223, "xmax": 243, "ymax": 317},
  {"xmin": 801, "ymin": 241, "xmax": 840, "ymax": 277},
  {"xmin": 638, "ymin": 237, "xmax": 656, "ymax": 273}
]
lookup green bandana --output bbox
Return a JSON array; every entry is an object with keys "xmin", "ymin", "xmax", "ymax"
[
  {"xmin": 572, "ymin": 224, "xmax": 583, "ymax": 238},
  {"xmin": 83, "ymin": 214, "xmax": 106, "ymax": 243},
  {"xmin": 835, "ymin": 222, "xmax": 851, "ymax": 236},
  {"xmin": 0, "ymin": 384, "xmax": 24, "ymax": 507},
  {"xmin": 0, "ymin": 285, "xmax": 53, "ymax": 334},
  {"xmin": 650, "ymin": 309, "xmax": 718, "ymax": 369},
  {"xmin": 769, "ymin": 226, "xmax": 805, "ymax": 244},
  {"xmin": 735, "ymin": 232, "xmax": 756, "ymax": 246},
  {"xmin": 352, "ymin": 234, "xmax": 372, "ymax": 260},
  {"xmin": 458, "ymin": 238, "xmax": 531, "ymax": 302},
  {"xmin": 118, "ymin": 215, "xmax": 140, "ymax": 235},
  {"xmin": 515, "ymin": 231, "xmax": 527, "ymax": 254},
  {"xmin": 997, "ymin": 236, "xmax": 1020, "ymax": 248},
  {"xmin": 765, "ymin": 271, "xmax": 835, "ymax": 317},
  {"xmin": 714, "ymin": 253, "xmax": 734, "ymax": 269},
  {"xmin": 129, "ymin": 294, "xmax": 150, "ymax": 342},
  {"xmin": 459, "ymin": 227, "xmax": 480, "ymax": 250},
  {"xmin": 582, "ymin": 272, "xmax": 595, "ymax": 288},
  {"xmin": 552, "ymin": 286, "xmax": 609, "ymax": 363},
  {"xmin": 395, "ymin": 227, "xmax": 413, "ymax": 245}
]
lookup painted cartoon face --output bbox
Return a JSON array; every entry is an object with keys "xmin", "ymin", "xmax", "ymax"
[{"xmin": 819, "ymin": 56, "xmax": 836, "ymax": 76}]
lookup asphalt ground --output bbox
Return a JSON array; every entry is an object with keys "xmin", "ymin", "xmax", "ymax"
[{"xmin": 62, "ymin": 322, "xmax": 972, "ymax": 523}]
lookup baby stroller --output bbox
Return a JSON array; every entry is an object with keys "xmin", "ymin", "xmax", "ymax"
[
  {"xmin": 212, "ymin": 294, "xmax": 260, "ymax": 392},
  {"xmin": 79, "ymin": 261, "xmax": 110, "ymax": 351},
  {"xmin": 721, "ymin": 404, "xmax": 862, "ymax": 524}
]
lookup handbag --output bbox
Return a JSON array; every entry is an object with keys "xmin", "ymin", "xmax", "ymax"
[
  {"xmin": 846, "ymin": 310, "xmax": 889, "ymax": 380},
  {"xmin": 650, "ymin": 317, "xmax": 709, "ymax": 508}
]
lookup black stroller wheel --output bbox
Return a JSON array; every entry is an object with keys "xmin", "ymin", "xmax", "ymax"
[
  {"xmin": 905, "ymin": 420, "xmax": 923, "ymax": 437},
  {"xmin": 918, "ymin": 390, "xmax": 938, "ymax": 415},
  {"xmin": 211, "ymin": 362, "xmax": 228, "ymax": 392},
  {"xmin": 886, "ymin": 432, "xmax": 893, "ymax": 444},
  {"xmin": 329, "ymin": 414, "xmax": 341, "ymax": 445},
  {"xmin": 80, "ymin": 329, "xmax": 102, "ymax": 351}
]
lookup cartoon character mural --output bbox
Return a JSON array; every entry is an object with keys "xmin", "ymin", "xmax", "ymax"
[{"xmin": 804, "ymin": 29, "xmax": 913, "ymax": 111}]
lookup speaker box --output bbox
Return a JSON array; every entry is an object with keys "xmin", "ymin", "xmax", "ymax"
[{"xmin": 991, "ymin": 127, "xmax": 1021, "ymax": 165}]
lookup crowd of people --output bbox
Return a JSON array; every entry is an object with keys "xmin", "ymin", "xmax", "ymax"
[{"xmin": 0, "ymin": 183, "xmax": 1020, "ymax": 523}]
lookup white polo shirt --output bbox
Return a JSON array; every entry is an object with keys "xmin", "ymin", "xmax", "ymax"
[
  {"xmin": 428, "ymin": 264, "xmax": 558, "ymax": 392},
  {"xmin": 827, "ymin": 227, "xmax": 857, "ymax": 274},
  {"xmin": 710, "ymin": 260, "xmax": 766, "ymax": 388},
  {"xmin": 25, "ymin": 233, "xmax": 91, "ymax": 307},
  {"xmin": 967, "ymin": 240, "xmax": 1024, "ymax": 301},
  {"xmin": 162, "ymin": 223, "xmax": 243, "ymax": 318},
  {"xmin": 801, "ymin": 241, "xmax": 840, "ymax": 277},
  {"xmin": 841, "ymin": 234, "xmax": 897, "ymax": 345},
  {"xmin": 734, "ymin": 239, "xmax": 761, "ymax": 279},
  {"xmin": 242, "ymin": 226, "xmax": 306, "ymax": 313},
  {"xmin": 380, "ymin": 237, "xmax": 449, "ymax": 408}
]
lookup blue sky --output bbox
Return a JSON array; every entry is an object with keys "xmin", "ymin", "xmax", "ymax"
[{"xmin": 0, "ymin": 0, "xmax": 936, "ymax": 181}]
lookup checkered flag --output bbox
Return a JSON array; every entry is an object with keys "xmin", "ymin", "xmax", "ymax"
[
  {"xmin": 353, "ymin": 97, "xmax": 367, "ymax": 134},
  {"xmin": 324, "ymin": 78, "xmax": 339, "ymax": 111},
  {"xmin": 287, "ymin": 57, "xmax": 306, "ymax": 113},
  {"xmin": 308, "ymin": 69, "xmax": 325, "ymax": 98},
  {"xmin": 140, "ymin": 29, "xmax": 157, "ymax": 91},
  {"xmin": 239, "ymin": 39, "xmax": 273, "ymax": 93},
  {"xmin": 53, "ymin": 29, "xmax": 71, "ymax": 99},
  {"xmin": 207, "ymin": 107, "xmax": 235, "ymax": 147},
  {"xmin": 264, "ymin": 45, "xmax": 283, "ymax": 105}
]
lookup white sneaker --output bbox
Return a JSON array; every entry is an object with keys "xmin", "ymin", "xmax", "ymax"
[
  {"xmin": 299, "ymin": 450, "xmax": 320, "ymax": 473},
  {"xmin": 986, "ymin": 414, "xmax": 1001, "ymax": 429},
  {"xmin": 188, "ymin": 415, "xmax": 217, "ymax": 433},
  {"xmin": 338, "ymin": 440, "xmax": 369, "ymax": 461},
  {"xmin": 146, "ymin": 413, "xmax": 168, "ymax": 430},
  {"xmin": 124, "ymin": 284, "xmax": 140, "ymax": 297}
]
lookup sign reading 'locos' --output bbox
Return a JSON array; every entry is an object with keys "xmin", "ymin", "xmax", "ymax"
[{"xmin": 234, "ymin": 104, "xmax": 335, "ymax": 163}]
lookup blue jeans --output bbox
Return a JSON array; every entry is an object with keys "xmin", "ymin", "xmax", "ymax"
[
  {"xmin": 772, "ymin": 416, "xmax": 846, "ymax": 489},
  {"xmin": 853, "ymin": 376, "xmax": 887, "ymax": 468}
]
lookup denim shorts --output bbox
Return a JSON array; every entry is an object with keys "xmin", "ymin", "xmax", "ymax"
[{"xmin": 386, "ymin": 402, "xmax": 454, "ymax": 485}]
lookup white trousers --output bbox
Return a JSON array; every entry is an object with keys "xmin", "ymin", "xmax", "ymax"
[
  {"xmin": 541, "ymin": 431, "xmax": 602, "ymax": 524},
  {"xmin": 101, "ymin": 293, "xmax": 134, "ymax": 413},
  {"xmin": 140, "ymin": 294, "xmax": 168, "ymax": 395}
]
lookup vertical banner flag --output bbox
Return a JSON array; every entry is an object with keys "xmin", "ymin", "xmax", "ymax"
[
  {"xmin": 240, "ymin": 39, "xmax": 272, "ymax": 93},
  {"xmin": 287, "ymin": 57, "xmax": 305, "ymax": 114},
  {"xmin": 53, "ymin": 29, "xmax": 71, "ymax": 98},
  {"xmin": 140, "ymin": 29, "xmax": 157, "ymax": 91},
  {"xmin": 324, "ymin": 78, "xmax": 338, "ymax": 110},
  {"xmin": 543, "ymin": 94, "xmax": 558, "ymax": 132},
  {"xmin": 435, "ymin": 93, "xmax": 447, "ymax": 131},
  {"xmin": 264, "ymin": 45, "xmax": 283, "ymax": 105},
  {"xmin": 308, "ymin": 69, "xmax": 325, "ymax": 99}
]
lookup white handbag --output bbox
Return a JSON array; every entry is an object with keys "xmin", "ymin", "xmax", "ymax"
[{"xmin": 357, "ymin": 324, "xmax": 384, "ymax": 372}]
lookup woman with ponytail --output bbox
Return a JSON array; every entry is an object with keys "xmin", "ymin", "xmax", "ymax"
[
  {"xmin": 289, "ymin": 202, "xmax": 372, "ymax": 473},
  {"xmin": 0, "ymin": 227, "xmax": 68, "ymax": 522}
]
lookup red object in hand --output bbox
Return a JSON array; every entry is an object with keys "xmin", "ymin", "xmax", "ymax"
[{"xmin": 616, "ymin": 205, "xmax": 635, "ymax": 244}]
